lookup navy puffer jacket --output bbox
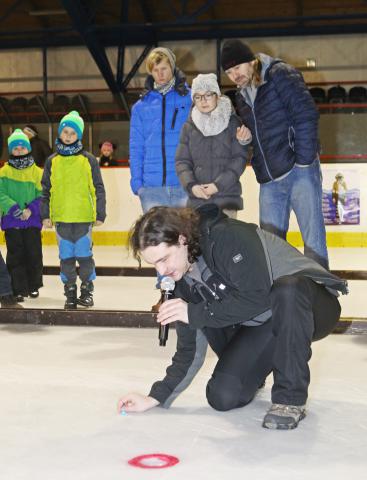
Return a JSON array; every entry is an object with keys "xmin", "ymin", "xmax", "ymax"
[
  {"xmin": 236, "ymin": 54, "xmax": 319, "ymax": 184},
  {"xmin": 129, "ymin": 69, "xmax": 192, "ymax": 194}
]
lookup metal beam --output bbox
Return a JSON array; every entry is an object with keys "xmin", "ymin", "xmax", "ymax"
[
  {"xmin": 1, "ymin": 11, "xmax": 367, "ymax": 50},
  {"xmin": 163, "ymin": 0, "xmax": 180, "ymax": 21},
  {"xmin": 2, "ymin": 21, "xmax": 367, "ymax": 50},
  {"xmin": 138, "ymin": 0, "xmax": 152, "ymax": 22},
  {"xmin": 116, "ymin": 0, "xmax": 129, "ymax": 86},
  {"xmin": 0, "ymin": 0, "xmax": 23, "ymax": 24},
  {"xmin": 0, "ymin": 99, "xmax": 13, "ymax": 124},
  {"xmin": 42, "ymin": 47, "xmax": 48, "ymax": 102},
  {"xmin": 121, "ymin": 44, "xmax": 152, "ymax": 91},
  {"xmin": 61, "ymin": 0, "xmax": 130, "ymax": 118},
  {"xmin": 181, "ymin": 0, "xmax": 189, "ymax": 16},
  {"xmin": 36, "ymin": 95, "xmax": 51, "ymax": 123},
  {"xmin": 187, "ymin": 0, "xmax": 217, "ymax": 22},
  {"xmin": 25, "ymin": 0, "xmax": 50, "ymax": 29},
  {"xmin": 94, "ymin": 12, "xmax": 367, "ymax": 31}
]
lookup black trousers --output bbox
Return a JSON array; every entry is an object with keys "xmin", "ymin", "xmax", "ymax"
[
  {"xmin": 205, "ymin": 275, "xmax": 341, "ymax": 410},
  {"xmin": 5, "ymin": 228, "xmax": 43, "ymax": 296},
  {"xmin": 0, "ymin": 250, "xmax": 12, "ymax": 297}
]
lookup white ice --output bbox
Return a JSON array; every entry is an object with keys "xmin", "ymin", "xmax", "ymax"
[
  {"xmin": 0, "ymin": 245, "xmax": 366, "ymax": 478},
  {"xmin": 0, "ymin": 326, "xmax": 366, "ymax": 479}
]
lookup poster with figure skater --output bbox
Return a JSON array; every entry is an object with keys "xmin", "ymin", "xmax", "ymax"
[{"xmin": 322, "ymin": 169, "xmax": 360, "ymax": 225}]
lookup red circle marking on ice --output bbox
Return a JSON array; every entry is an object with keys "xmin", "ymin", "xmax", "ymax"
[{"xmin": 128, "ymin": 453, "xmax": 179, "ymax": 469}]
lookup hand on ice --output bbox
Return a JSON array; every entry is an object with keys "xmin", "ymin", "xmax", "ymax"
[{"xmin": 117, "ymin": 393, "xmax": 159, "ymax": 413}]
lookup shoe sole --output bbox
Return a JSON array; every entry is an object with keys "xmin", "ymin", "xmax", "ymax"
[
  {"xmin": 262, "ymin": 411, "xmax": 306, "ymax": 430},
  {"xmin": 64, "ymin": 304, "xmax": 77, "ymax": 310},
  {"xmin": 77, "ymin": 300, "xmax": 94, "ymax": 307}
]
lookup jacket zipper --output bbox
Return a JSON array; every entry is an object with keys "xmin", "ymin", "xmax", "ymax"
[
  {"xmin": 171, "ymin": 107, "xmax": 178, "ymax": 129},
  {"xmin": 251, "ymin": 104, "xmax": 273, "ymax": 181},
  {"xmin": 162, "ymin": 95, "xmax": 167, "ymax": 186}
]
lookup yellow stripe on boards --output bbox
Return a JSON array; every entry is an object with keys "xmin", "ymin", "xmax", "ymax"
[
  {"xmin": 287, "ymin": 232, "xmax": 367, "ymax": 248},
  {"xmin": 0, "ymin": 231, "xmax": 365, "ymax": 247}
]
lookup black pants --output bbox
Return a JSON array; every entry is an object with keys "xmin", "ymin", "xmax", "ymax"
[
  {"xmin": 205, "ymin": 276, "xmax": 341, "ymax": 410},
  {"xmin": 0, "ymin": 250, "xmax": 13, "ymax": 297},
  {"xmin": 5, "ymin": 228, "xmax": 43, "ymax": 296}
]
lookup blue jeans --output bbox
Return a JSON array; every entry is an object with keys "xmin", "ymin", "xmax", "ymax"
[
  {"xmin": 259, "ymin": 159, "xmax": 329, "ymax": 269},
  {"xmin": 138, "ymin": 186, "xmax": 188, "ymax": 288},
  {"xmin": 138, "ymin": 186, "xmax": 188, "ymax": 214}
]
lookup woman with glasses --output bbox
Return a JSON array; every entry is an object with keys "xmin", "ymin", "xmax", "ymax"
[{"xmin": 175, "ymin": 73, "xmax": 251, "ymax": 218}]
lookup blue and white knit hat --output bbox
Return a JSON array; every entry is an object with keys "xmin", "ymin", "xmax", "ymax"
[
  {"xmin": 8, "ymin": 129, "xmax": 31, "ymax": 153},
  {"xmin": 58, "ymin": 110, "xmax": 85, "ymax": 140}
]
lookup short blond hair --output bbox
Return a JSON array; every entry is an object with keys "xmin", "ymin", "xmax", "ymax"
[{"xmin": 146, "ymin": 51, "xmax": 171, "ymax": 74}]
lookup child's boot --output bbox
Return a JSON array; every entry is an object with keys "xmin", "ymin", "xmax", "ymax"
[
  {"xmin": 64, "ymin": 284, "xmax": 77, "ymax": 310},
  {"xmin": 77, "ymin": 281, "xmax": 94, "ymax": 307}
]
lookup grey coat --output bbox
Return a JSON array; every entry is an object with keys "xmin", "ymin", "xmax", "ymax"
[{"xmin": 175, "ymin": 114, "xmax": 248, "ymax": 210}]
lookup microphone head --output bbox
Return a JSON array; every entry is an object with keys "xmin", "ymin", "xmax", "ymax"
[{"xmin": 161, "ymin": 276, "xmax": 176, "ymax": 292}]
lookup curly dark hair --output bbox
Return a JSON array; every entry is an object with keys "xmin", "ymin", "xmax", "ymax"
[{"xmin": 129, "ymin": 207, "xmax": 201, "ymax": 267}]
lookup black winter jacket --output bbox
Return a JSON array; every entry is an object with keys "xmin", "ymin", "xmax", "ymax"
[
  {"xmin": 149, "ymin": 205, "xmax": 347, "ymax": 407},
  {"xmin": 236, "ymin": 54, "xmax": 319, "ymax": 184},
  {"xmin": 175, "ymin": 114, "xmax": 248, "ymax": 210}
]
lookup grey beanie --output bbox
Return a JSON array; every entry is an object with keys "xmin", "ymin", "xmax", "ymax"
[
  {"xmin": 147, "ymin": 47, "xmax": 176, "ymax": 73},
  {"xmin": 191, "ymin": 73, "xmax": 221, "ymax": 99}
]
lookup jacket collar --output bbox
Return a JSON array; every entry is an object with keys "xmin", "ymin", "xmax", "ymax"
[
  {"xmin": 237, "ymin": 54, "xmax": 284, "ymax": 107},
  {"xmin": 141, "ymin": 68, "xmax": 190, "ymax": 98}
]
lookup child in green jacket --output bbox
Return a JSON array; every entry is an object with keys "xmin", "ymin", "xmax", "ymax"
[
  {"xmin": 41, "ymin": 111, "xmax": 106, "ymax": 309},
  {"xmin": 0, "ymin": 129, "xmax": 43, "ymax": 301}
]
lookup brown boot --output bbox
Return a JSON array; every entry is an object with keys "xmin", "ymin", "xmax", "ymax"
[
  {"xmin": 151, "ymin": 290, "xmax": 164, "ymax": 313},
  {"xmin": 0, "ymin": 294, "xmax": 24, "ymax": 309}
]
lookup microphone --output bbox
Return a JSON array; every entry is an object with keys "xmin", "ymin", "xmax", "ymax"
[{"xmin": 158, "ymin": 276, "xmax": 176, "ymax": 347}]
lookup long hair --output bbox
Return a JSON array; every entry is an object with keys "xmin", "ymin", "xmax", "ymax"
[
  {"xmin": 129, "ymin": 207, "xmax": 201, "ymax": 267},
  {"xmin": 252, "ymin": 57, "xmax": 262, "ymax": 87}
]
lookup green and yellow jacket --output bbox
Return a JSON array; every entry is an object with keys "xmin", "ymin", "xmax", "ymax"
[
  {"xmin": 0, "ymin": 163, "xmax": 43, "ymax": 230},
  {"xmin": 40, "ymin": 151, "xmax": 106, "ymax": 223}
]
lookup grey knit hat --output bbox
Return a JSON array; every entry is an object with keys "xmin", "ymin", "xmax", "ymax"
[
  {"xmin": 147, "ymin": 47, "xmax": 176, "ymax": 73},
  {"xmin": 191, "ymin": 73, "xmax": 221, "ymax": 99}
]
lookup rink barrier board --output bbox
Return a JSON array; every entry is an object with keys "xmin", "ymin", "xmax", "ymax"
[
  {"xmin": 41, "ymin": 266, "xmax": 366, "ymax": 280},
  {"xmin": 0, "ymin": 231, "xmax": 366, "ymax": 247},
  {"xmin": 0, "ymin": 309, "xmax": 365, "ymax": 334}
]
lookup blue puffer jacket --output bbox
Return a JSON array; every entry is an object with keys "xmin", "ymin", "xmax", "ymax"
[
  {"xmin": 129, "ymin": 69, "xmax": 191, "ymax": 194},
  {"xmin": 236, "ymin": 54, "xmax": 319, "ymax": 184}
]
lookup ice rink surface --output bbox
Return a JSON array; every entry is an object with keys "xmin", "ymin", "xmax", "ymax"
[
  {"xmin": 0, "ymin": 326, "xmax": 366, "ymax": 479},
  {"xmin": 1, "ymin": 245, "xmax": 366, "ymax": 478}
]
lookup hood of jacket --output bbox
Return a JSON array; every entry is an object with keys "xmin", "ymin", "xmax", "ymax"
[{"xmin": 239, "ymin": 53, "xmax": 283, "ymax": 106}]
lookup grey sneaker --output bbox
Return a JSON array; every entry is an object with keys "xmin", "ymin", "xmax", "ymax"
[{"xmin": 262, "ymin": 403, "xmax": 306, "ymax": 430}]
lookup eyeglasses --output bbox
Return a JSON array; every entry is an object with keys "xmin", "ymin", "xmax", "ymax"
[{"xmin": 193, "ymin": 92, "xmax": 217, "ymax": 102}]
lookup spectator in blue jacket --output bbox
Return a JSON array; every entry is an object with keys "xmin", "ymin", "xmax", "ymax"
[
  {"xmin": 221, "ymin": 40, "xmax": 328, "ymax": 269},
  {"xmin": 129, "ymin": 47, "xmax": 192, "ymax": 310},
  {"xmin": 129, "ymin": 47, "xmax": 191, "ymax": 213}
]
